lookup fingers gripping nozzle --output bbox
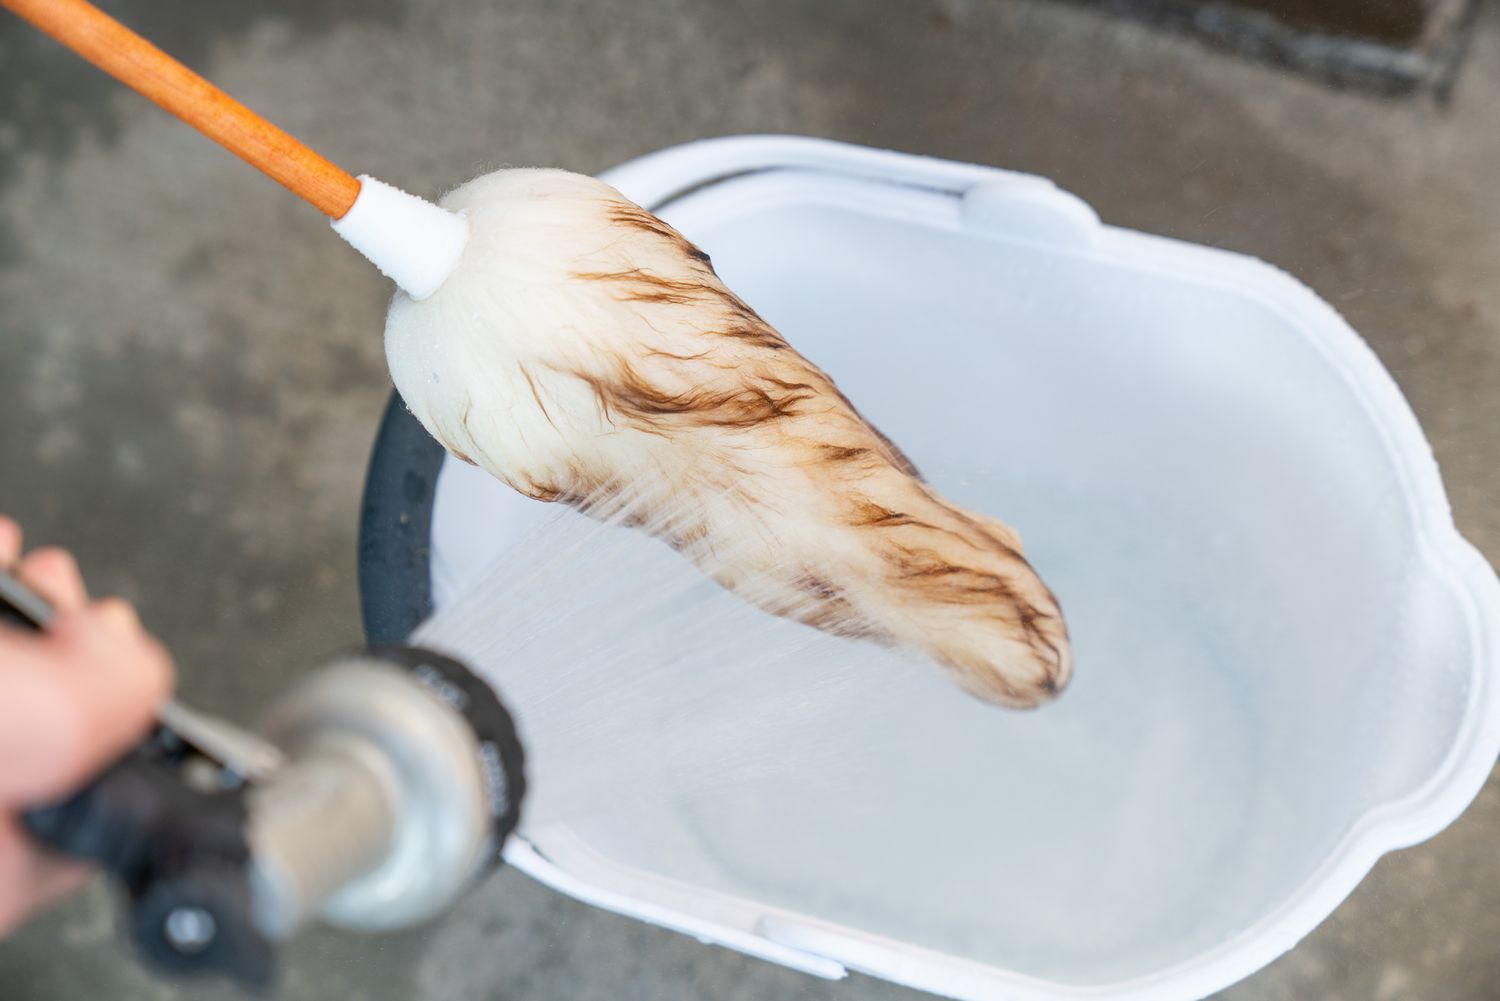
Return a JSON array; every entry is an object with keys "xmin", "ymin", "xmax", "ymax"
[{"xmin": 16, "ymin": 630, "xmax": 526, "ymax": 988}]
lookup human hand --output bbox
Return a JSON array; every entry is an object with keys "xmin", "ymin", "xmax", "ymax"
[{"xmin": 0, "ymin": 515, "xmax": 174, "ymax": 934}]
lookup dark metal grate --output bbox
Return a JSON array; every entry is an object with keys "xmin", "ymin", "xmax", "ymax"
[{"xmin": 1073, "ymin": 0, "xmax": 1482, "ymax": 96}]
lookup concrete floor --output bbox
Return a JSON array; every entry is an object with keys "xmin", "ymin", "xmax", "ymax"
[{"xmin": 2, "ymin": 0, "xmax": 1499, "ymax": 998}]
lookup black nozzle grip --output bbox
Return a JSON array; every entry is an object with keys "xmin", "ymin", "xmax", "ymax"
[
  {"xmin": 23, "ymin": 750, "xmax": 273, "ymax": 988},
  {"xmin": 7, "ymin": 567, "xmax": 271, "ymax": 987}
]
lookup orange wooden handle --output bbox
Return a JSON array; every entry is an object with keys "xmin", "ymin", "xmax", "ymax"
[{"xmin": 1, "ymin": 0, "xmax": 361, "ymax": 218}]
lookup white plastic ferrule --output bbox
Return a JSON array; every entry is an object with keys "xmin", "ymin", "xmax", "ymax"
[{"xmin": 331, "ymin": 175, "xmax": 468, "ymax": 301}]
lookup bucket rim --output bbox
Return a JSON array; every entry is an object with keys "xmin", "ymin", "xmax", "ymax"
[{"xmin": 355, "ymin": 134, "xmax": 1500, "ymax": 1001}]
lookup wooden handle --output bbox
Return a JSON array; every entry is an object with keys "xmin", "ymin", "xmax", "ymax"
[{"xmin": 1, "ymin": 0, "xmax": 361, "ymax": 218}]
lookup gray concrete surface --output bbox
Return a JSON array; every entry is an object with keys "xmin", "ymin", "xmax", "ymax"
[{"xmin": 2, "ymin": 0, "xmax": 1499, "ymax": 998}]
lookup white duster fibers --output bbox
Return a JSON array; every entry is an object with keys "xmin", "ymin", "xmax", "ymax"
[{"xmin": 385, "ymin": 169, "xmax": 1071, "ymax": 708}]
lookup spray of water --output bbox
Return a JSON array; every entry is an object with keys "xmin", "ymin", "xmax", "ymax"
[{"xmin": 414, "ymin": 484, "xmax": 926, "ymax": 829}]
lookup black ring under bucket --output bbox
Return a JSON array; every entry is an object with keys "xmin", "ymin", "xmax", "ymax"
[{"xmin": 357, "ymin": 391, "xmax": 445, "ymax": 645}]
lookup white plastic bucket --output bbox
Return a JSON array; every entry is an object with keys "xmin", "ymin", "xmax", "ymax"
[{"xmin": 412, "ymin": 136, "xmax": 1500, "ymax": 1000}]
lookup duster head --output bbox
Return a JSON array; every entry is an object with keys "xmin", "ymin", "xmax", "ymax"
[{"xmin": 384, "ymin": 169, "xmax": 1071, "ymax": 708}]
